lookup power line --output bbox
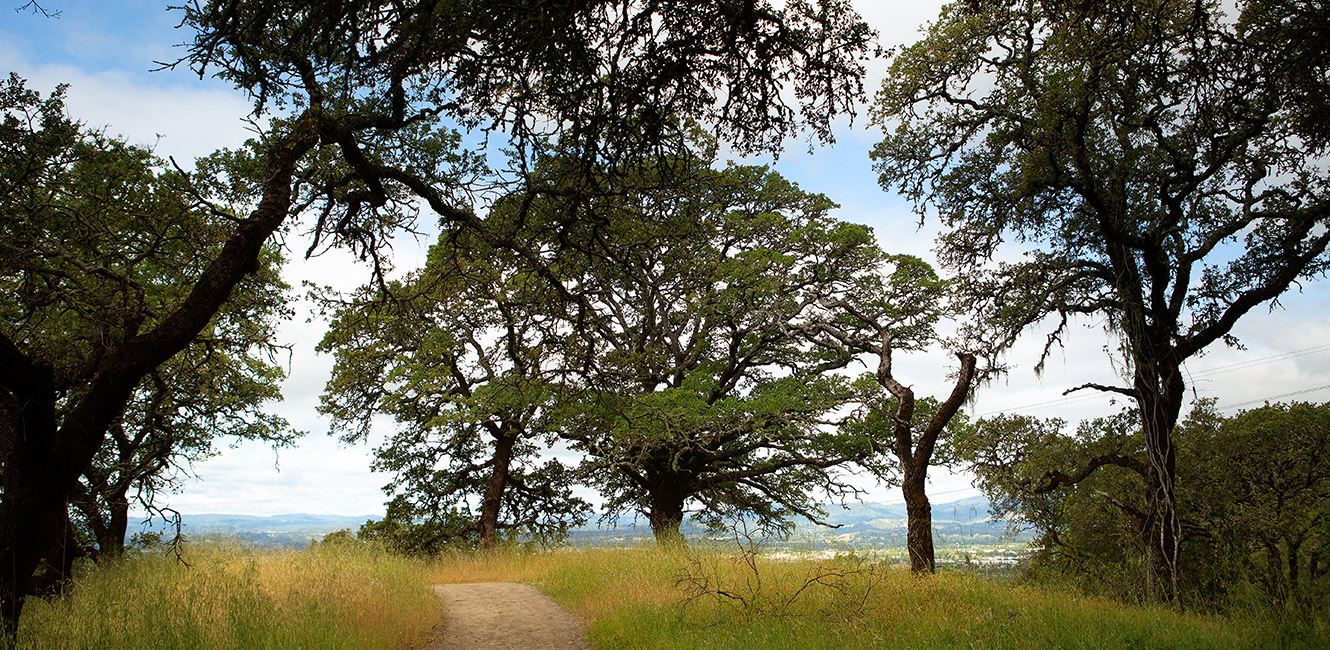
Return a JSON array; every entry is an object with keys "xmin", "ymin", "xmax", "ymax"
[
  {"xmin": 975, "ymin": 343, "xmax": 1330, "ymax": 418},
  {"xmin": 1218, "ymin": 383, "xmax": 1330, "ymax": 411},
  {"xmin": 1188, "ymin": 343, "xmax": 1330, "ymax": 379}
]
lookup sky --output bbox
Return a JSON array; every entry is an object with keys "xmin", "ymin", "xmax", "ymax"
[{"xmin": 4, "ymin": 1, "xmax": 1330, "ymax": 520}]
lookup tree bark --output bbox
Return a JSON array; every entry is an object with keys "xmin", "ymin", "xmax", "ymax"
[
  {"xmin": 0, "ymin": 353, "xmax": 63, "ymax": 636},
  {"xmin": 879, "ymin": 349, "xmax": 975, "ymax": 575},
  {"xmin": 1134, "ymin": 359, "xmax": 1185, "ymax": 601},
  {"xmin": 478, "ymin": 433, "xmax": 517, "ymax": 551},
  {"xmin": 647, "ymin": 487, "xmax": 687, "ymax": 548},
  {"xmin": 1287, "ymin": 537, "xmax": 1302, "ymax": 592},
  {"xmin": 902, "ymin": 470, "xmax": 935, "ymax": 573},
  {"xmin": 102, "ymin": 487, "xmax": 131, "ymax": 558}
]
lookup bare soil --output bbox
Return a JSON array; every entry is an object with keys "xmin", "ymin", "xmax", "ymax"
[{"xmin": 425, "ymin": 582, "xmax": 592, "ymax": 650}]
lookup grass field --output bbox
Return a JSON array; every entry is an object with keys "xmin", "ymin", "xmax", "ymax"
[{"xmin": 8, "ymin": 541, "xmax": 1326, "ymax": 650}]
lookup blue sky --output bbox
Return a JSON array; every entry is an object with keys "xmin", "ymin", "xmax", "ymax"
[{"xmin": 5, "ymin": 1, "xmax": 1330, "ymax": 519}]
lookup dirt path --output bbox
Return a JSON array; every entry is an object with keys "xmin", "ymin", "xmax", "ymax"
[{"xmin": 426, "ymin": 582, "xmax": 592, "ymax": 650}]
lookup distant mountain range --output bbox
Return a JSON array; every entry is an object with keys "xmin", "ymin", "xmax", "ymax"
[{"xmin": 158, "ymin": 495, "xmax": 1029, "ymax": 549}]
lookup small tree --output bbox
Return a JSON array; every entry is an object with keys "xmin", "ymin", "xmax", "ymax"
[
  {"xmin": 1192, "ymin": 401, "xmax": 1330, "ymax": 601},
  {"xmin": 961, "ymin": 401, "xmax": 1330, "ymax": 604},
  {"xmin": 805, "ymin": 255, "xmax": 980, "ymax": 573}
]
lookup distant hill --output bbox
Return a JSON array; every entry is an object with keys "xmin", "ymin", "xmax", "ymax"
[
  {"xmin": 575, "ymin": 495, "xmax": 1031, "ymax": 548},
  {"xmin": 139, "ymin": 513, "xmax": 382, "ymax": 548},
  {"xmin": 154, "ymin": 495, "xmax": 1028, "ymax": 549}
]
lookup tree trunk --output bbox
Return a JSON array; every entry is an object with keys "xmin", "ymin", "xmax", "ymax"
[
  {"xmin": 478, "ymin": 433, "xmax": 516, "ymax": 551},
  {"xmin": 27, "ymin": 511, "xmax": 88, "ymax": 597},
  {"xmin": 102, "ymin": 488, "xmax": 131, "ymax": 558},
  {"xmin": 0, "ymin": 365, "xmax": 66, "ymax": 639},
  {"xmin": 1134, "ymin": 361, "xmax": 1185, "ymax": 601},
  {"xmin": 1287, "ymin": 537, "xmax": 1302, "ymax": 593},
  {"xmin": 902, "ymin": 469, "xmax": 935, "ymax": 573},
  {"xmin": 647, "ymin": 488, "xmax": 686, "ymax": 548}
]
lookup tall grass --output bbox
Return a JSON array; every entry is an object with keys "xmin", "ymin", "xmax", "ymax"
[
  {"xmin": 10, "ymin": 540, "xmax": 441, "ymax": 650},
  {"xmin": 10, "ymin": 541, "xmax": 1324, "ymax": 650},
  {"xmin": 428, "ymin": 545, "xmax": 1326, "ymax": 650}
]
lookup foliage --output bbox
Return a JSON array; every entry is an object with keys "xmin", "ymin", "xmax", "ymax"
[
  {"xmin": 960, "ymin": 401, "xmax": 1330, "ymax": 613},
  {"xmin": 67, "ymin": 147, "xmax": 300, "ymax": 555},
  {"xmin": 0, "ymin": 75, "xmax": 294, "ymax": 589},
  {"xmin": 178, "ymin": 0, "xmax": 873, "ymax": 161},
  {"xmin": 3, "ymin": 0, "xmax": 877, "ymax": 633},
  {"xmin": 525, "ymin": 154, "xmax": 880, "ymax": 542},
  {"xmin": 958, "ymin": 409, "xmax": 1154, "ymax": 599},
  {"xmin": 1186, "ymin": 401, "xmax": 1330, "ymax": 607},
  {"xmin": 318, "ymin": 230, "xmax": 589, "ymax": 551},
  {"xmin": 872, "ymin": 0, "xmax": 1330, "ymax": 596}
]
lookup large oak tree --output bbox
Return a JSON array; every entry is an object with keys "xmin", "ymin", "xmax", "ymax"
[
  {"xmin": 872, "ymin": 0, "xmax": 1330, "ymax": 597},
  {"xmin": 532, "ymin": 156, "xmax": 881, "ymax": 544},
  {"xmin": 317, "ymin": 232, "xmax": 588, "ymax": 551}
]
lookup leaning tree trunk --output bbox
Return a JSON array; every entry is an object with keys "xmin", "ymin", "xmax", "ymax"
[{"xmin": 879, "ymin": 348, "xmax": 976, "ymax": 575}]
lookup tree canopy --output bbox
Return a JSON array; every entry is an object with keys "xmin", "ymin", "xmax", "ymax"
[
  {"xmin": 513, "ymin": 155, "xmax": 880, "ymax": 543},
  {"xmin": 961, "ymin": 401, "xmax": 1330, "ymax": 604},
  {"xmin": 0, "ymin": 75, "xmax": 295, "ymax": 601}
]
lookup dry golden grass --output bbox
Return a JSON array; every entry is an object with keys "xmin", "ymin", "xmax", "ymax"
[{"xmin": 11, "ymin": 540, "xmax": 441, "ymax": 650}]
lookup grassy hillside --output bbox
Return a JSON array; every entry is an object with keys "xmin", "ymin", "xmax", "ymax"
[{"xmin": 8, "ymin": 543, "xmax": 1325, "ymax": 649}]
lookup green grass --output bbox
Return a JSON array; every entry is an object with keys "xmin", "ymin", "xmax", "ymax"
[
  {"xmin": 10, "ymin": 542, "xmax": 1326, "ymax": 650},
  {"xmin": 10, "ymin": 541, "xmax": 441, "ymax": 650}
]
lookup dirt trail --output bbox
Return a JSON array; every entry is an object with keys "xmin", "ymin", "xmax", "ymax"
[{"xmin": 426, "ymin": 582, "xmax": 592, "ymax": 650}]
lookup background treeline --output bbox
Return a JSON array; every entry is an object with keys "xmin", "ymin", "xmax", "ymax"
[{"xmin": 966, "ymin": 400, "xmax": 1329, "ymax": 611}]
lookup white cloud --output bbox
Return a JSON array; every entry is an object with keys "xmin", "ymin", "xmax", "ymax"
[{"xmin": 1, "ymin": 58, "xmax": 255, "ymax": 165}]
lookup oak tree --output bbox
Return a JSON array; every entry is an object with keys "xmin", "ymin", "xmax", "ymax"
[
  {"xmin": 538, "ymin": 157, "xmax": 879, "ymax": 544},
  {"xmin": 872, "ymin": 0, "xmax": 1330, "ymax": 597},
  {"xmin": 318, "ymin": 232, "xmax": 588, "ymax": 552},
  {"xmin": 0, "ymin": 76, "xmax": 295, "ymax": 607}
]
